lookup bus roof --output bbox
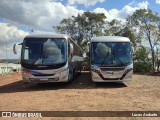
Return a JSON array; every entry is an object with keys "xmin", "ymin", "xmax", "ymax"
[
  {"xmin": 91, "ymin": 36, "xmax": 130, "ymax": 42},
  {"xmin": 25, "ymin": 33, "xmax": 70, "ymax": 38}
]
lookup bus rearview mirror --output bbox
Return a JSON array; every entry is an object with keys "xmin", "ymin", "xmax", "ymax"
[
  {"xmin": 85, "ymin": 42, "xmax": 90, "ymax": 53},
  {"xmin": 13, "ymin": 43, "xmax": 22, "ymax": 54},
  {"xmin": 69, "ymin": 43, "xmax": 74, "ymax": 54}
]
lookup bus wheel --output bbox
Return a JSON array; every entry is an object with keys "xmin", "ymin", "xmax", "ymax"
[
  {"xmin": 68, "ymin": 69, "xmax": 74, "ymax": 81},
  {"xmin": 78, "ymin": 68, "xmax": 81, "ymax": 75}
]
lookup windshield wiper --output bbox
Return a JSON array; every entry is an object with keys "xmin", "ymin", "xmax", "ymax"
[
  {"xmin": 118, "ymin": 58, "xmax": 125, "ymax": 66},
  {"xmin": 101, "ymin": 52, "xmax": 109, "ymax": 66}
]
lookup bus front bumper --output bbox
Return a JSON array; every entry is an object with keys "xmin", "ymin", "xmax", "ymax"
[
  {"xmin": 91, "ymin": 71, "xmax": 132, "ymax": 82},
  {"xmin": 22, "ymin": 69, "xmax": 69, "ymax": 83}
]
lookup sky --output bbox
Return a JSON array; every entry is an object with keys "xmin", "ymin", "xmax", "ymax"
[{"xmin": 0, "ymin": 0, "xmax": 160, "ymax": 59}]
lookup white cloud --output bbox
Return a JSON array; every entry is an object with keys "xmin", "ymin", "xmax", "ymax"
[
  {"xmin": 93, "ymin": 1, "xmax": 149, "ymax": 22},
  {"xmin": 137, "ymin": 1, "xmax": 149, "ymax": 9},
  {"xmin": 0, "ymin": 0, "xmax": 84, "ymax": 32},
  {"xmin": 0, "ymin": 23, "xmax": 29, "ymax": 44},
  {"xmin": 92, "ymin": 8, "xmax": 119, "ymax": 22},
  {"xmin": 0, "ymin": 23, "xmax": 29, "ymax": 59},
  {"xmin": 156, "ymin": 0, "xmax": 160, "ymax": 4},
  {"xmin": 67, "ymin": 0, "xmax": 105, "ymax": 7},
  {"xmin": 0, "ymin": 0, "xmax": 149, "ymax": 32}
]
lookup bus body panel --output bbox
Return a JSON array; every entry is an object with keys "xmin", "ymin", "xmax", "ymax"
[
  {"xmin": 22, "ymin": 64, "xmax": 69, "ymax": 83},
  {"xmin": 17, "ymin": 33, "xmax": 82, "ymax": 83},
  {"xmin": 91, "ymin": 64, "xmax": 133, "ymax": 82},
  {"xmin": 90, "ymin": 36, "xmax": 133, "ymax": 82}
]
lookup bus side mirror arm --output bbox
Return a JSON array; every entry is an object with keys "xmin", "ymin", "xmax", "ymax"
[
  {"xmin": 85, "ymin": 42, "xmax": 90, "ymax": 56},
  {"xmin": 130, "ymin": 42, "xmax": 135, "ymax": 53},
  {"xmin": 86, "ymin": 42, "xmax": 90, "ymax": 53},
  {"xmin": 13, "ymin": 43, "xmax": 22, "ymax": 54}
]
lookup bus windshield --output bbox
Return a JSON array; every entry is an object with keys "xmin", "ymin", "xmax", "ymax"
[
  {"xmin": 91, "ymin": 42, "xmax": 132, "ymax": 67},
  {"xmin": 21, "ymin": 38, "xmax": 67, "ymax": 69}
]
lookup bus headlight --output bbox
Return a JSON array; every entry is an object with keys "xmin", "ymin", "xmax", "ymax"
[
  {"xmin": 22, "ymin": 69, "xmax": 31, "ymax": 75},
  {"xmin": 91, "ymin": 65, "xmax": 100, "ymax": 70},
  {"xmin": 91, "ymin": 65, "xmax": 101, "ymax": 74},
  {"xmin": 56, "ymin": 69, "xmax": 68, "ymax": 77}
]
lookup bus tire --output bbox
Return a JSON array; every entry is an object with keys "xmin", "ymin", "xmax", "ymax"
[{"xmin": 68, "ymin": 69, "xmax": 74, "ymax": 82}]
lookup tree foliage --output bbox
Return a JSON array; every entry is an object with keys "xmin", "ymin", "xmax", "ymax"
[
  {"xmin": 127, "ymin": 9, "xmax": 160, "ymax": 71},
  {"xmin": 133, "ymin": 46, "xmax": 152, "ymax": 73},
  {"xmin": 134, "ymin": 45, "xmax": 150, "ymax": 62},
  {"xmin": 55, "ymin": 12, "xmax": 106, "ymax": 44},
  {"xmin": 104, "ymin": 19, "xmax": 122, "ymax": 36}
]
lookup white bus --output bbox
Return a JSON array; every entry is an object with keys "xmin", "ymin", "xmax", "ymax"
[
  {"xmin": 89, "ymin": 36, "xmax": 133, "ymax": 82},
  {"xmin": 13, "ymin": 34, "xmax": 83, "ymax": 83}
]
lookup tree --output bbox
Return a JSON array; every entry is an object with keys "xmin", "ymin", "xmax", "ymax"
[
  {"xmin": 83, "ymin": 12, "xmax": 106, "ymax": 37},
  {"xmin": 134, "ymin": 45, "xmax": 150, "ymax": 62},
  {"xmin": 55, "ymin": 12, "xmax": 106, "ymax": 45},
  {"xmin": 56, "ymin": 17, "xmax": 76, "ymax": 37},
  {"xmin": 133, "ymin": 45, "xmax": 152, "ymax": 73},
  {"xmin": 127, "ymin": 9, "xmax": 160, "ymax": 71},
  {"xmin": 104, "ymin": 19, "xmax": 122, "ymax": 36}
]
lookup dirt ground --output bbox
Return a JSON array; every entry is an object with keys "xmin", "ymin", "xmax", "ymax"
[{"xmin": 0, "ymin": 72, "xmax": 160, "ymax": 119}]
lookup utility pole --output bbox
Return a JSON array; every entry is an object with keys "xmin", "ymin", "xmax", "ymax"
[{"xmin": 6, "ymin": 42, "xmax": 8, "ymax": 73}]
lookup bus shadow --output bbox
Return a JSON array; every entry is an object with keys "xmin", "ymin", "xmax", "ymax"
[
  {"xmin": 94, "ymin": 82, "xmax": 127, "ymax": 88},
  {"xmin": 0, "ymin": 72, "xmax": 127, "ymax": 93}
]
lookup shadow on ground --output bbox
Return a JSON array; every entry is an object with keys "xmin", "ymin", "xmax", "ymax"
[{"xmin": 0, "ymin": 72, "xmax": 127, "ymax": 93}]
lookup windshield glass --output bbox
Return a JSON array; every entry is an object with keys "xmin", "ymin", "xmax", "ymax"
[
  {"xmin": 21, "ymin": 38, "xmax": 67, "ymax": 68},
  {"xmin": 91, "ymin": 42, "xmax": 132, "ymax": 67}
]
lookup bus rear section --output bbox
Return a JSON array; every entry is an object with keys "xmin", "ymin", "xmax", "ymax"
[
  {"xmin": 90, "ymin": 36, "xmax": 133, "ymax": 82},
  {"xmin": 13, "ymin": 34, "xmax": 82, "ymax": 83}
]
